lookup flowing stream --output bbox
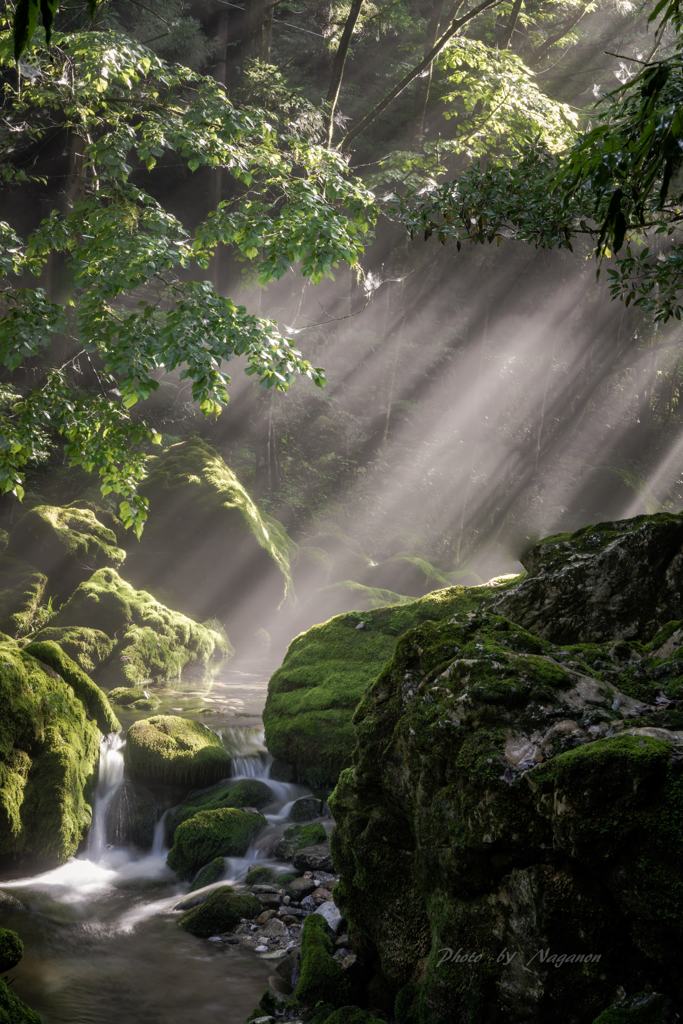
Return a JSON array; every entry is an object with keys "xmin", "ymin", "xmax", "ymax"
[{"xmin": 0, "ymin": 670, "xmax": 307, "ymax": 1024}]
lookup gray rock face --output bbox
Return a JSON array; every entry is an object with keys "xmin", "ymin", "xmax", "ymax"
[
  {"xmin": 497, "ymin": 513, "xmax": 683, "ymax": 643},
  {"xmin": 315, "ymin": 900, "xmax": 342, "ymax": 934}
]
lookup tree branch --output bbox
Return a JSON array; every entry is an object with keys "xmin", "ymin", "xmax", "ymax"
[
  {"xmin": 340, "ymin": 0, "xmax": 506, "ymax": 150},
  {"xmin": 326, "ymin": 0, "xmax": 365, "ymax": 146}
]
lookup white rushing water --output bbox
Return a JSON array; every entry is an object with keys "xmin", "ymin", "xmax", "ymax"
[{"xmin": 88, "ymin": 733, "xmax": 125, "ymax": 860}]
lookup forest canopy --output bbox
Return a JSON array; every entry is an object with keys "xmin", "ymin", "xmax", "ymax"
[{"xmin": 1, "ymin": 0, "xmax": 680, "ymax": 531}]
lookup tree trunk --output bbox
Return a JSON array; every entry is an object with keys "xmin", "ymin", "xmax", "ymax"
[
  {"xmin": 496, "ymin": 0, "xmax": 523, "ymax": 49},
  {"xmin": 211, "ymin": 8, "xmax": 230, "ymax": 292},
  {"xmin": 325, "ymin": 0, "xmax": 365, "ymax": 147}
]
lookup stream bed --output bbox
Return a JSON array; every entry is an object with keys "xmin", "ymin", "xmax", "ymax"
[{"xmin": 0, "ymin": 669, "xmax": 304, "ymax": 1024}]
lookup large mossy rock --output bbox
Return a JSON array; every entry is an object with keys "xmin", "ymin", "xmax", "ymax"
[
  {"xmin": 24, "ymin": 641, "xmax": 119, "ymax": 734},
  {"xmin": 497, "ymin": 512, "xmax": 683, "ymax": 643},
  {"xmin": 164, "ymin": 778, "xmax": 273, "ymax": 842},
  {"xmin": 47, "ymin": 568, "xmax": 230, "ymax": 685},
  {"xmin": 0, "ymin": 980, "xmax": 41, "ymax": 1024},
  {"xmin": 0, "ymin": 556, "xmax": 48, "ymax": 638},
  {"xmin": 123, "ymin": 438, "xmax": 293, "ymax": 635},
  {"xmin": 0, "ymin": 640, "xmax": 101, "ymax": 868},
  {"xmin": 167, "ymin": 807, "xmax": 266, "ymax": 880},
  {"xmin": 124, "ymin": 715, "xmax": 231, "ymax": 788},
  {"xmin": 178, "ymin": 885, "xmax": 260, "ymax": 936},
  {"xmin": 263, "ymin": 583, "xmax": 507, "ymax": 789},
  {"xmin": 7, "ymin": 504, "xmax": 125, "ymax": 601},
  {"xmin": 328, "ymin": 514, "xmax": 683, "ymax": 1024},
  {"xmin": 0, "ymin": 930, "xmax": 22, "ymax": 973}
]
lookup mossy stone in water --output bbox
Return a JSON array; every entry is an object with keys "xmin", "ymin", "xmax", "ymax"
[
  {"xmin": 0, "ymin": 929, "xmax": 22, "ymax": 972},
  {"xmin": 108, "ymin": 687, "xmax": 160, "ymax": 711},
  {"xmin": 294, "ymin": 914, "xmax": 350, "ymax": 1008},
  {"xmin": 178, "ymin": 885, "xmax": 260, "ymax": 936},
  {"xmin": 167, "ymin": 807, "xmax": 266, "ymax": 880},
  {"xmin": 125, "ymin": 715, "xmax": 231, "ymax": 788},
  {"xmin": 276, "ymin": 822, "xmax": 327, "ymax": 859},
  {"xmin": 0, "ymin": 978, "xmax": 41, "ymax": 1023},
  {"xmin": 190, "ymin": 857, "xmax": 226, "ymax": 892},
  {"xmin": 165, "ymin": 778, "xmax": 273, "ymax": 841},
  {"xmin": 25, "ymin": 640, "xmax": 119, "ymax": 734}
]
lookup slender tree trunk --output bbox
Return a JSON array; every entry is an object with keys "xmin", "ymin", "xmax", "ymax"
[
  {"xmin": 341, "ymin": 0, "xmax": 505, "ymax": 149},
  {"xmin": 416, "ymin": 0, "xmax": 451, "ymax": 138},
  {"xmin": 496, "ymin": 0, "xmax": 523, "ymax": 49},
  {"xmin": 211, "ymin": 8, "xmax": 230, "ymax": 292},
  {"xmin": 325, "ymin": 0, "xmax": 365, "ymax": 147}
]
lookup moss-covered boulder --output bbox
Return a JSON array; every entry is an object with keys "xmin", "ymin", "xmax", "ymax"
[
  {"xmin": 329, "ymin": 543, "xmax": 683, "ymax": 1021},
  {"xmin": 275, "ymin": 822, "xmax": 327, "ymax": 860},
  {"xmin": 29, "ymin": 627, "xmax": 114, "ymax": 675},
  {"xmin": 24, "ymin": 641, "xmax": 119, "ymax": 735},
  {"xmin": 178, "ymin": 885, "xmax": 260, "ymax": 936},
  {"xmin": 0, "ymin": 640, "xmax": 100, "ymax": 867},
  {"xmin": 0, "ymin": 930, "xmax": 22, "ymax": 973},
  {"xmin": 7, "ymin": 504, "xmax": 125, "ymax": 601},
  {"xmin": 294, "ymin": 914, "xmax": 350, "ymax": 1008},
  {"xmin": 497, "ymin": 513, "xmax": 683, "ymax": 643},
  {"xmin": 264, "ymin": 583, "xmax": 506, "ymax": 789},
  {"xmin": 165, "ymin": 778, "xmax": 273, "ymax": 841},
  {"xmin": 107, "ymin": 686, "xmax": 160, "ymax": 711},
  {"xmin": 0, "ymin": 556, "xmax": 48, "ymax": 637},
  {"xmin": 51, "ymin": 568, "xmax": 230, "ymax": 685},
  {"xmin": 123, "ymin": 438, "xmax": 293, "ymax": 636},
  {"xmin": 190, "ymin": 857, "xmax": 226, "ymax": 891},
  {"xmin": 167, "ymin": 807, "xmax": 266, "ymax": 880},
  {"xmin": 124, "ymin": 715, "xmax": 231, "ymax": 788}
]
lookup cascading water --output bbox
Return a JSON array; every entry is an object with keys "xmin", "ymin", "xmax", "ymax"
[{"xmin": 88, "ymin": 733, "xmax": 125, "ymax": 861}]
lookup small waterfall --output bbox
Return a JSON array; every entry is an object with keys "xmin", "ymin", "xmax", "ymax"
[{"xmin": 88, "ymin": 733, "xmax": 125, "ymax": 861}]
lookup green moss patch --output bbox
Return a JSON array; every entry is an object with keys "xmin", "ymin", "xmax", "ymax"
[
  {"xmin": 178, "ymin": 885, "xmax": 261, "ymax": 936},
  {"xmin": 167, "ymin": 807, "xmax": 266, "ymax": 880},
  {"xmin": 0, "ymin": 930, "xmax": 22, "ymax": 973},
  {"xmin": 30, "ymin": 627, "xmax": 114, "ymax": 675},
  {"xmin": 8, "ymin": 504, "xmax": 125, "ymax": 600},
  {"xmin": 0, "ymin": 978, "xmax": 41, "ymax": 1023},
  {"xmin": 124, "ymin": 715, "xmax": 231, "ymax": 787},
  {"xmin": 264, "ymin": 584, "xmax": 496, "ymax": 789},
  {"xmin": 0, "ymin": 556, "xmax": 49, "ymax": 638},
  {"xmin": 53, "ymin": 568, "xmax": 231, "ymax": 685},
  {"xmin": 190, "ymin": 856, "xmax": 226, "ymax": 891},
  {"xmin": 25, "ymin": 641, "xmax": 119, "ymax": 735},
  {"xmin": 165, "ymin": 778, "xmax": 273, "ymax": 841},
  {"xmin": 294, "ymin": 914, "xmax": 350, "ymax": 1008}
]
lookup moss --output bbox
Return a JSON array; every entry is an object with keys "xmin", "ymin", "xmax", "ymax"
[
  {"xmin": 294, "ymin": 914, "xmax": 350, "ymax": 1008},
  {"xmin": 0, "ymin": 641, "xmax": 100, "ymax": 867},
  {"xmin": 179, "ymin": 885, "xmax": 261, "ymax": 936},
  {"xmin": 592, "ymin": 994, "xmax": 669, "ymax": 1023},
  {"xmin": 25, "ymin": 640, "xmax": 120, "ymax": 734},
  {"xmin": 245, "ymin": 865, "xmax": 295, "ymax": 886},
  {"xmin": 7, "ymin": 504, "xmax": 125, "ymax": 600},
  {"xmin": 167, "ymin": 807, "xmax": 266, "ymax": 880},
  {"xmin": 0, "ymin": 930, "xmax": 22, "ymax": 973},
  {"xmin": 277, "ymin": 822, "xmax": 327, "ymax": 858},
  {"xmin": 165, "ymin": 778, "xmax": 273, "ymax": 840},
  {"xmin": 264, "ymin": 584, "xmax": 493, "ymax": 789},
  {"xmin": 0, "ymin": 978, "xmax": 42, "ymax": 1023},
  {"xmin": 124, "ymin": 438, "xmax": 293, "ymax": 629},
  {"xmin": 0, "ymin": 556, "xmax": 49, "ymax": 637},
  {"xmin": 190, "ymin": 856, "xmax": 226, "ymax": 891},
  {"xmin": 30, "ymin": 627, "xmax": 114, "ymax": 675},
  {"xmin": 125, "ymin": 715, "xmax": 232, "ymax": 788},
  {"xmin": 53, "ymin": 569, "xmax": 231, "ymax": 685}
]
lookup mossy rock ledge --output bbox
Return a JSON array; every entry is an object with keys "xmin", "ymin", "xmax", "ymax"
[
  {"xmin": 0, "ymin": 928, "xmax": 41, "ymax": 1023},
  {"xmin": 124, "ymin": 715, "xmax": 232, "ymax": 788},
  {"xmin": 0, "ymin": 640, "xmax": 102, "ymax": 868},
  {"xmin": 323, "ymin": 513, "xmax": 683, "ymax": 1024},
  {"xmin": 263, "ymin": 580, "xmax": 513, "ymax": 790}
]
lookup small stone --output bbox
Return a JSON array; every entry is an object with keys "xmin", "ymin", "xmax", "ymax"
[
  {"xmin": 262, "ymin": 917, "xmax": 287, "ymax": 939},
  {"xmin": 285, "ymin": 876, "xmax": 317, "ymax": 899},
  {"xmin": 312, "ymin": 886, "xmax": 333, "ymax": 903},
  {"xmin": 256, "ymin": 893, "xmax": 281, "ymax": 909},
  {"xmin": 256, "ymin": 910, "xmax": 277, "ymax": 925},
  {"xmin": 255, "ymin": 944, "xmax": 268, "ymax": 953},
  {"xmin": 315, "ymin": 900, "xmax": 343, "ymax": 934},
  {"xmin": 292, "ymin": 843, "xmax": 333, "ymax": 873}
]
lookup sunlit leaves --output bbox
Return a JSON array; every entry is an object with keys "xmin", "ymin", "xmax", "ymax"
[{"xmin": 0, "ymin": 28, "xmax": 375, "ymax": 525}]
